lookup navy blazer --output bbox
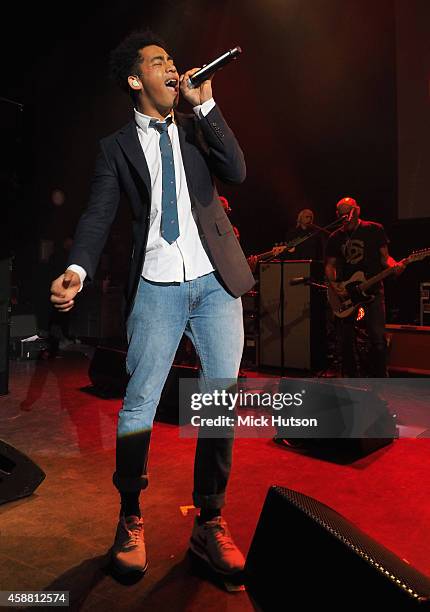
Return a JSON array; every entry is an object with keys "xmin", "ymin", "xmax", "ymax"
[{"xmin": 68, "ymin": 104, "xmax": 255, "ymax": 318}]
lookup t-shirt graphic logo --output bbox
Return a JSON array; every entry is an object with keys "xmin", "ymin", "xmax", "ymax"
[{"xmin": 342, "ymin": 239, "xmax": 364, "ymax": 265}]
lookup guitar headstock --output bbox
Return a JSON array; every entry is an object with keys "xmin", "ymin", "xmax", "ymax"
[{"xmin": 406, "ymin": 248, "xmax": 430, "ymax": 264}]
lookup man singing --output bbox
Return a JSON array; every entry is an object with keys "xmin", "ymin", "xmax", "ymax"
[{"xmin": 50, "ymin": 30, "xmax": 254, "ymax": 577}]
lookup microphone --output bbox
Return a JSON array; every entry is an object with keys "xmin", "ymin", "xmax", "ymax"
[
  {"xmin": 290, "ymin": 276, "xmax": 310, "ymax": 286},
  {"xmin": 187, "ymin": 47, "xmax": 242, "ymax": 88},
  {"xmin": 337, "ymin": 213, "xmax": 349, "ymax": 225},
  {"xmin": 309, "ymin": 223, "xmax": 331, "ymax": 235},
  {"xmin": 347, "ymin": 208, "xmax": 355, "ymax": 222}
]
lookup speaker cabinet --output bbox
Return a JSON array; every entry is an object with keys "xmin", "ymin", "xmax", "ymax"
[
  {"xmin": 88, "ymin": 345, "xmax": 198, "ymax": 424},
  {"xmin": 274, "ymin": 377, "xmax": 396, "ymax": 462},
  {"xmin": 246, "ymin": 486, "xmax": 430, "ymax": 609},
  {"xmin": 155, "ymin": 364, "xmax": 198, "ymax": 425},
  {"xmin": 259, "ymin": 261, "xmax": 326, "ymax": 370},
  {"xmin": 69, "ymin": 285, "xmax": 125, "ymax": 339},
  {"xmin": 88, "ymin": 345, "xmax": 128, "ymax": 396},
  {"xmin": 0, "ymin": 440, "xmax": 45, "ymax": 505},
  {"xmin": 386, "ymin": 324, "xmax": 430, "ymax": 375},
  {"xmin": 9, "ymin": 314, "xmax": 38, "ymax": 338}
]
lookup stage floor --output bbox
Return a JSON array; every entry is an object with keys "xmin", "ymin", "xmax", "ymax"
[{"xmin": 1, "ymin": 349, "xmax": 430, "ymax": 610}]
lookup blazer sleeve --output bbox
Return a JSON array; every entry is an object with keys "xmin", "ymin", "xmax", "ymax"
[
  {"xmin": 196, "ymin": 105, "xmax": 246, "ymax": 184},
  {"xmin": 67, "ymin": 141, "xmax": 120, "ymax": 281}
]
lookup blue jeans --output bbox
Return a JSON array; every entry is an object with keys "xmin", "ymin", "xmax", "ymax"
[{"xmin": 113, "ymin": 271, "xmax": 244, "ymax": 510}]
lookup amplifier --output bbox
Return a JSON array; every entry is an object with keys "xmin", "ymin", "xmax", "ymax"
[
  {"xmin": 386, "ymin": 324, "xmax": 430, "ymax": 375},
  {"xmin": 242, "ymin": 334, "xmax": 258, "ymax": 368},
  {"xmin": 420, "ymin": 283, "xmax": 430, "ymax": 326},
  {"xmin": 259, "ymin": 260, "xmax": 326, "ymax": 370}
]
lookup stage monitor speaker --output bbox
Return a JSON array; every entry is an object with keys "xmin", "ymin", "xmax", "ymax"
[
  {"xmin": 0, "ymin": 440, "xmax": 46, "ymax": 505},
  {"xmin": 9, "ymin": 313, "xmax": 38, "ymax": 339},
  {"xmin": 155, "ymin": 364, "xmax": 198, "ymax": 425},
  {"xmin": 88, "ymin": 345, "xmax": 198, "ymax": 423},
  {"xmin": 386, "ymin": 324, "xmax": 430, "ymax": 375},
  {"xmin": 259, "ymin": 260, "xmax": 326, "ymax": 370},
  {"xmin": 88, "ymin": 345, "xmax": 128, "ymax": 396},
  {"xmin": 245, "ymin": 486, "xmax": 430, "ymax": 610},
  {"xmin": 69, "ymin": 285, "xmax": 125, "ymax": 339},
  {"xmin": 275, "ymin": 377, "xmax": 396, "ymax": 462}
]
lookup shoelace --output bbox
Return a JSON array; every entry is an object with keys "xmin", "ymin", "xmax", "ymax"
[
  {"xmin": 124, "ymin": 520, "xmax": 144, "ymax": 548},
  {"xmin": 206, "ymin": 521, "xmax": 236, "ymax": 551}
]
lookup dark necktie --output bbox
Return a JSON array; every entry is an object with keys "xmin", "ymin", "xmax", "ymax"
[{"xmin": 149, "ymin": 117, "xmax": 180, "ymax": 243}]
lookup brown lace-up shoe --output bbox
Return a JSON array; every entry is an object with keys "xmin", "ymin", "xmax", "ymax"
[
  {"xmin": 111, "ymin": 515, "xmax": 147, "ymax": 574},
  {"xmin": 190, "ymin": 516, "xmax": 245, "ymax": 575}
]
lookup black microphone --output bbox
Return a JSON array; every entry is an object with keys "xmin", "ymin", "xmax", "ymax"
[
  {"xmin": 187, "ymin": 47, "xmax": 242, "ymax": 88},
  {"xmin": 337, "ymin": 213, "xmax": 349, "ymax": 225},
  {"xmin": 290, "ymin": 276, "xmax": 310, "ymax": 286}
]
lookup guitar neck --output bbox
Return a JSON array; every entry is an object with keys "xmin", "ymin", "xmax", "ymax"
[
  {"xmin": 257, "ymin": 250, "xmax": 278, "ymax": 262},
  {"xmin": 284, "ymin": 233, "xmax": 311, "ymax": 250},
  {"xmin": 356, "ymin": 250, "xmax": 429, "ymax": 291},
  {"xmin": 359, "ymin": 266, "xmax": 399, "ymax": 291}
]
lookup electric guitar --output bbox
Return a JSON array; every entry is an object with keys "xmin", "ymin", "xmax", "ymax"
[
  {"xmin": 328, "ymin": 248, "xmax": 430, "ymax": 318},
  {"xmin": 248, "ymin": 232, "xmax": 317, "ymax": 267},
  {"xmin": 279, "ymin": 232, "xmax": 314, "ymax": 254},
  {"xmin": 248, "ymin": 245, "xmax": 287, "ymax": 265}
]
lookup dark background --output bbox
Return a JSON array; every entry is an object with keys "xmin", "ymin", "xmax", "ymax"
[
  {"xmin": 1, "ymin": 0, "xmax": 429, "ymax": 326},
  {"xmin": 396, "ymin": 0, "xmax": 430, "ymax": 220}
]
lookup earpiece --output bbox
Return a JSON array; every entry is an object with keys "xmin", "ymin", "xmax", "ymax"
[{"xmin": 132, "ymin": 80, "xmax": 139, "ymax": 87}]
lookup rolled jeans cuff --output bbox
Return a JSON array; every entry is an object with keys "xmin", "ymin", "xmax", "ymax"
[
  {"xmin": 193, "ymin": 490, "xmax": 226, "ymax": 510},
  {"xmin": 113, "ymin": 472, "xmax": 148, "ymax": 493}
]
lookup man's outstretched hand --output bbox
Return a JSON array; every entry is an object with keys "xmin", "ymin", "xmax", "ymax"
[{"xmin": 50, "ymin": 270, "xmax": 81, "ymax": 312}]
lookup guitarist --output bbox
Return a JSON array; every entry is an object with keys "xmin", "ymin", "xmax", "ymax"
[
  {"xmin": 325, "ymin": 197, "xmax": 404, "ymax": 377},
  {"xmin": 281, "ymin": 208, "xmax": 325, "ymax": 261}
]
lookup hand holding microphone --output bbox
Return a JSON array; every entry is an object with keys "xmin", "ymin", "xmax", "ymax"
[
  {"xmin": 180, "ymin": 46, "xmax": 242, "ymax": 107},
  {"xmin": 180, "ymin": 67, "xmax": 214, "ymax": 107},
  {"xmin": 187, "ymin": 47, "xmax": 242, "ymax": 88}
]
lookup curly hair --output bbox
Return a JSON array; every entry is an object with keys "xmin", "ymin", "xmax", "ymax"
[{"xmin": 109, "ymin": 30, "xmax": 168, "ymax": 94}]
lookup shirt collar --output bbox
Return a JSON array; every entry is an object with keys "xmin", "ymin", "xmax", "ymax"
[{"xmin": 134, "ymin": 108, "xmax": 175, "ymax": 134}]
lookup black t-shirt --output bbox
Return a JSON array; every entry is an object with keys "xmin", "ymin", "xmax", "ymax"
[
  {"xmin": 325, "ymin": 220, "xmax": 388, "ymax": 288},
  {"xmin": 281, "ymin": 227, "xmax": 324, "ymax": 261}
]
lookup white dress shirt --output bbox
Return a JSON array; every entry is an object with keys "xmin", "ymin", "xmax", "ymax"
[{"xmin": 68, "ymin": 98, "xmax": 217, "ymax": 287}]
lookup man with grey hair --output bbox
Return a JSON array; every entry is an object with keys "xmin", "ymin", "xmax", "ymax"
[{"xmin": 282, "ymin": 207, "xmax": 324, "ymax": 261}]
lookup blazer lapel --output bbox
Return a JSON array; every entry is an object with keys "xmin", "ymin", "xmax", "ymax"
[{"xmin": 116, "ymin": 120, "xmax": 152, "ymax": 190}]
